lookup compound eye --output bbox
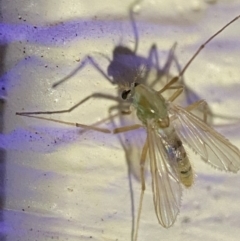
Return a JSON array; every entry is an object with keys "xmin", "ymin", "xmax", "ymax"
[{"xmin": 121, "ymin": 89, "xmax": 131, "ymax": 100}]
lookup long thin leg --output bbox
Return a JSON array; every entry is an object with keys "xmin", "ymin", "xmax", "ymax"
[
  {"xmin": 185, "ymin": 99, "xmax": 209, "ymax": 123},
  {"xmin": 17, "ymin": 114, "xmax": 111, "ymax": 133},
  {"xmin": 108, "ymin": 102, "xmax": 145, "ymax": 241},
  {"xmin": 133, "ymin": 139, "xmax": 148, "ymax": 241},
  {"xmin": 157, "ymin": 76, "xmax": 179, "ymax": 94},
  {"xmin": 17, "ymin": 104, "xmax": 132, "ymax": 135},
  {"xmin": 158, "ymin": 81, "xmax": 183, "ymax": 102},
  {"xmin": 177, "ymin": 15, "xmax": 240, "ymax": 80},
  {"xmin": 149, "ymin": 42, "xmax": 178, "ymax": 88},
  {"xmin": 140, "ymin": 44, "xmax": 159, "ymax": 85},
  {"xmin": 113, "ymin": 124, "xmax": 143, "ymax": 134},
  {"xmin": 16, "ymin": 93, "xmax": 118, "ymax": 116},
  {"xmin": 78, "ymin": 111, "xmax": 122, "ymax": 134},
  {"xmin": 52, "ymin": 55, "xmax": 113, "ymax": 88},
  {"xmin": 129, "ymin": 0, "xmax": 143, "ymax": 53},
  {"xmin": 161, "ymin": 83, "xmax": 210, "ymax": 125},
  {"xmin": 158, "ymin": 15, "xmax": 240, "ymax": 106},
  {"xmin": 108, "ymin": 103, "xmax": 132, "ymax": 116},
  {"xmin": 52, "ymin": 57, "xmax": 88, "ymax": 88},
  {"xmin": 137, "ymin": 42, "xmax": 177, "ymax": 89},
  {"xmin": 167, "ymin": 87, "xmax": 183, "ymax": 102},
  {"xmin": 107, "ymin": 103, "xmax": 137, "ymax": 241}
]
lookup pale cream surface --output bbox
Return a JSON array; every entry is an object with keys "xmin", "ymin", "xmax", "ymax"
[{"xmin": 1, "ymin": 0, "xmax": 240, "ymax": 240}]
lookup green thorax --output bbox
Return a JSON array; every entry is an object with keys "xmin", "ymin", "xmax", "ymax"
[{"xmin": 132, "ymin": 84, "xmax": 168, "ymax": 125}]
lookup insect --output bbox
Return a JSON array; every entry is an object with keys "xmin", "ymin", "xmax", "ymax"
[
  {"xmin": 16, "ymin": 14, "xmax": 240, "ymax": 241},
  {"xmin": 112, "ymin": 15, "xmax": 240, "ymax": 241},
  {"xmin": 51, "ymin": 0, "xmax": 178, "ymax": 115},
  {"xmin": 117, "ymin": 78, "xmax": 240, "ymax": 241}
]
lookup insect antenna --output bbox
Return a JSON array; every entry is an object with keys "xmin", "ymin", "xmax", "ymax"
[{"xmin": 176, "ymin": 15, "xmax": 240, "ymax": 81}]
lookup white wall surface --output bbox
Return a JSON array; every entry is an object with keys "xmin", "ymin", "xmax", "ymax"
[{"xmin": 1, "ymin": 0, "xmax": 240, "ymax": 241}]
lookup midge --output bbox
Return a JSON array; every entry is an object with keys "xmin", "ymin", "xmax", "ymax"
[
  {"xmin": 16, "ymin": 15, "xmax": 240, "ymax": 241},
  {"xmin": 118, "ymin": 79, "xmax": 240, "ymax": 241}
]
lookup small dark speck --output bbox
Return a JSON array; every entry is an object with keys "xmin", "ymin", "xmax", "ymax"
[
  {"xmin": 213, "ymin": 216, "xmax": 223, "ymax": 223},
  {"xmin": 206, "ymin": 185, "xmax": 211, "ymax": 191},
  {"xmin": 181, "ymin": 216, "xmax": 191, "ymax": 224},
  {"xmin": 22, "ymin": 208, "xmax": 25, "ymax": 211},
  {"xmin": 89, "ymin": 236, "xmax": 92, "ymax": 239}
]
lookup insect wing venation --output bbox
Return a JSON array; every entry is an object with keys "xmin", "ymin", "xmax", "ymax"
[
  {"xmin": 170, "ymin": 104, "xmax": 240, "ymax": 173},
  {"xmin": 147, "ymin": 120, "xmax": 182, "ymax": 228}
]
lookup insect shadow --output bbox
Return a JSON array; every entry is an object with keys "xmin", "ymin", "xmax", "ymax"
[
  {"xmin": 15, "ymin": 1, "xmax": 184, "ymax": 239},
  {"xmin": 48, "ymin": 0, "xmax": 185, "ymax": 178},
  {"xmin": 16, "ymin": 2, "xmax": 240, "ymax": 241}
]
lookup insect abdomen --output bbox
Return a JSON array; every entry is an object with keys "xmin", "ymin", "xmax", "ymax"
[{"xmin": 175, "ymin": 139, "xmax": 193, "ymax": 187}]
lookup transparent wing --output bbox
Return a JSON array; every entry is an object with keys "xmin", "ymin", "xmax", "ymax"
[
  {"xmin": 147, "ymin": 120, "xmax": 182, "ymax": 228},
  {"xmin": 170, "ymin": 104, "xmax": 240, "ymax": 173}
]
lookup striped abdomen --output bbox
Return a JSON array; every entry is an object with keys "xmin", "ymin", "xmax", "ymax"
[{"xmin": 173, "ymin": 138, "xmax": 193, "ymax": 187}]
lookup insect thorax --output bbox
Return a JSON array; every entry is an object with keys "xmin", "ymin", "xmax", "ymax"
[{"xmin": 132, "ymin": 84, "xmax": 168, "ymax": 126}]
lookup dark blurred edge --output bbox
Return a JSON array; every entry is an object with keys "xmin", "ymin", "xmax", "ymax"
[{"xmin": 0, "ymin": 1, "xmax": 7, "ymax": 240}]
